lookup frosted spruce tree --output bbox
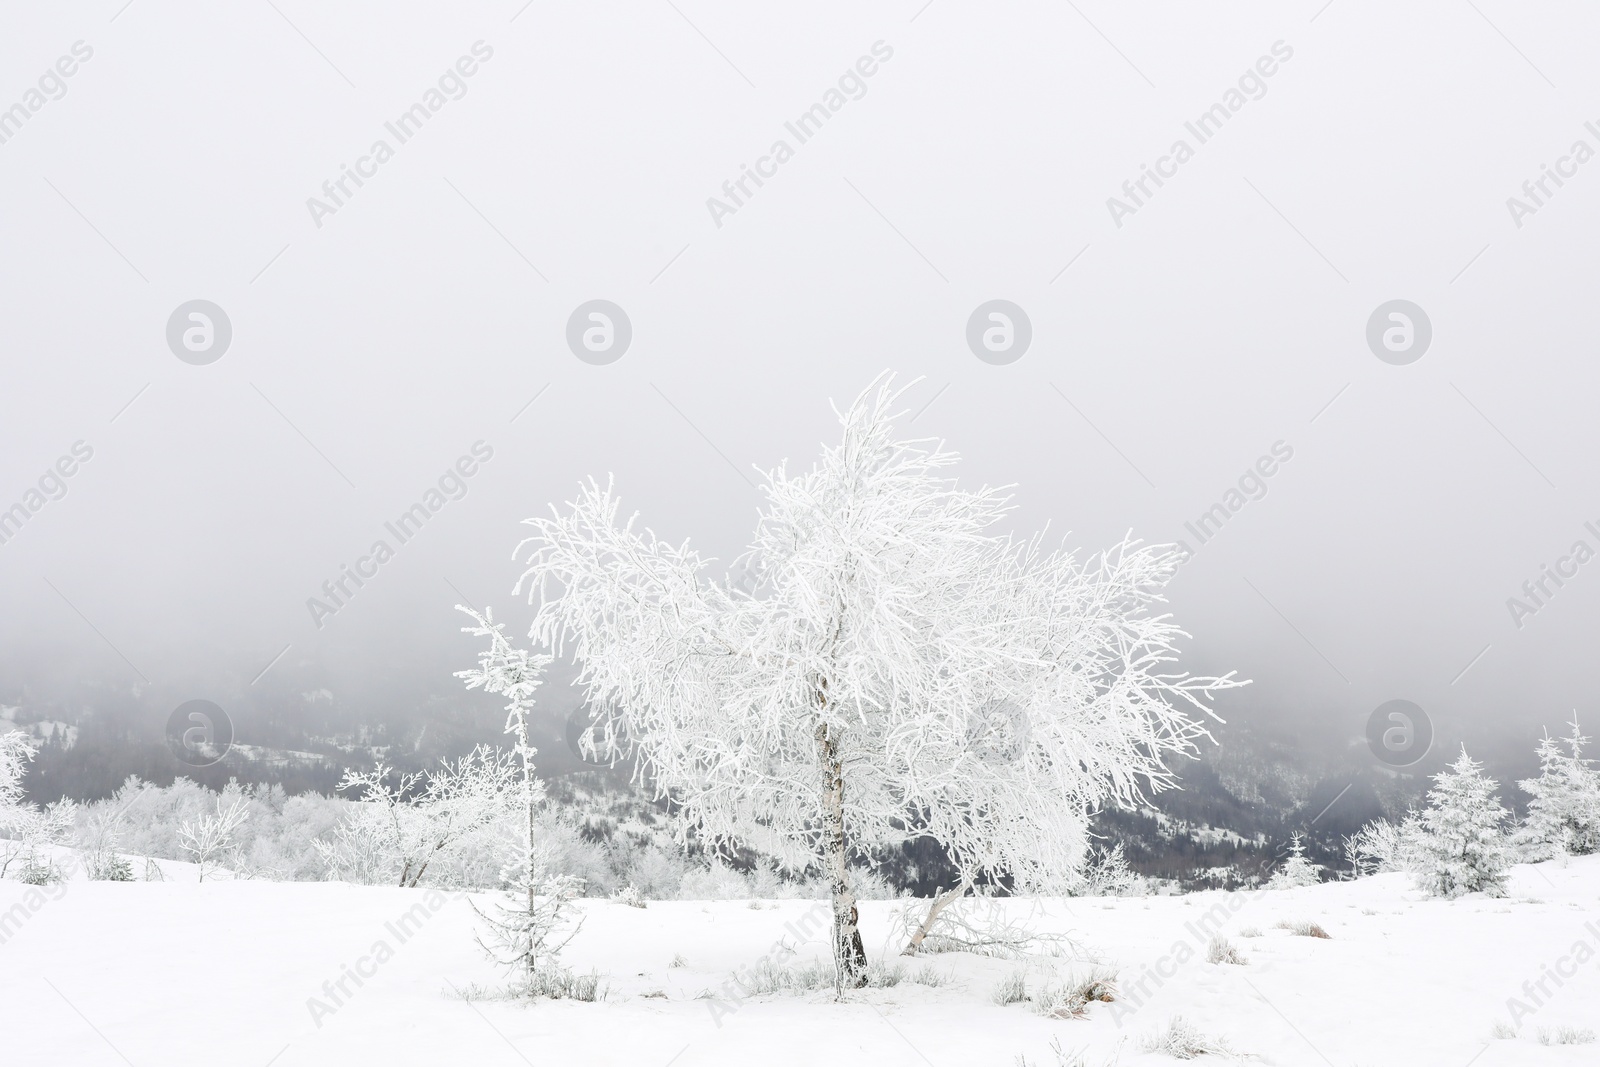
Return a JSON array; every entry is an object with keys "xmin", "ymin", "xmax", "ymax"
[
  {"xmin": 1516, "ymin": 719, "xmax": 1600, "ymax": 860},
  {"xmin": 457, "ymin": 608, "xmax": 581, "ymax": 991},
  {"xmin": 509, "ymin": 376, "xmax": 1241, "ymax": 993},
  {"xmin": 1266, "ymin": 833, "xmax": 1322, "ymax": 889},
  {"xmin": 1411, "ymin": 748, "xmax": 1512, "ymax": 898}
]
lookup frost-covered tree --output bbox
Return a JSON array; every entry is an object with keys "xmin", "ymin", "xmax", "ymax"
[
  {"xmin": 507, "ymin": 376, "xmax": 1241, "ymax": 991},
  {"xmin": 177, "ymin": 792, "xmax": 249, "ymax": 882},
  {"xmin": 1344, "ymin": 817, "xmax": 1417, "ymax": 878},
  {"xmin": 1516, "ymin": 719, "xmax": 1600, "ymax": 860},
  {"xmin": 1410, "ymin": 748, "xmax": 1512, "ymax": 899},
  {"xmin": 1266, "ymin": 833, "xmax": 1321, "ymax": 889},
  {"xmin": 457, "ymin": 608, "xmax": 582, "ymax": 990},
  {"xmin": 321, "ymin": 746, "xmax": 517, "ymax": 888},
  {"xmin": 0, "ymin": 730, "xmax": 32, "ymax": 811},
  {"xmin": 0, "ymin": 731, "xmax": 37, "ymax": 878},
  {"xmin": 0, "ymin": 733, "xmax": 77, "ymax": 883}
]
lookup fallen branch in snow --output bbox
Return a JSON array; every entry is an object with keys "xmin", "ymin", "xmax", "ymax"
[
  {"xmin": 895, "ymin": 894, "xmax": 1080, "ymax": 960},
  {"xmin": 900, "ymin": 875, "xmax": 973, "ymax": 955}
]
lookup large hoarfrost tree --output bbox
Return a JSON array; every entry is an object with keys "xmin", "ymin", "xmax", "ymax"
[{"xmin": 512, "ymin": 377, "xmax": 1241, "ymax": 992}]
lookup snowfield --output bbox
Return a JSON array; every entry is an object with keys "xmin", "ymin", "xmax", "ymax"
[{"xmin": 5, "ymin": 857, "xmax": 1600, "ymax": 1066}]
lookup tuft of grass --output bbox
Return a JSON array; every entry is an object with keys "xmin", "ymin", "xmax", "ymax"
[
  {"xmin": 871, "ymin": 963, "xmax": 906, "ymax": 988},
  {"xmin": 1489, "ymin": 1020, "xmax": 1516, "ymax": 1040},
  {"xmin": 535, "ymin": 969, "xmax": 605, "ymax": 1001},
  {"xmin": 724, "ymin": 957, "xmax": 920, "ymax": 997},
  {"xmin": 1206, "ymin": 937, "xmax": 1248, "ymax": 965},
  {"xmin": 1237, "ymin": 925, "xmax": 1262, "ymax": 938},
  {"xmin": 910, "ymin": 964, "xmax": 947, "ymax": 987},
  {"xmin": 452, "ymin": 969, "xmax": 607, "ymax": 1003},
  {"xmin": 736, "ymin": 957, "xmax": 835, "ymax": 996},
  {"xmin": 670, "ymin": 952, "xmax": 688, "ymax": 969},
  {"xmin": 1139, "ymin": 1016, "xmax": 1236, "ymax": 1059},
  {"xmin": 1030, "ymin": 965, "xmax": 1118, "ymax": 1020},
  {"xmin": 1537, "ymin": 1026, "xmax": 1596, "ymax": 1046},
  {"xmin": 1015, "ymin": 1037, "xmax": 1097, "ymax": 1067},
  {"xmin": 1275, "ymin": 919, "xmax": 1331, "ymax": 939},
  {"xmin": 993, "ymin": 968, "xmax": 1029, "ymax": 1006}
]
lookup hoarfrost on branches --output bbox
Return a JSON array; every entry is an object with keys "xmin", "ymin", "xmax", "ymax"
[
  {"xmin": 320, "ymin": 746, "xmax": 518, "ymax": 888},
  {"xmin": 507, "ymin": 375, "xmax": 1242, "ymax": 991},
  {"xmin": 177, "ymin": 791, "xmax": 249, "ymax": 882},
  {"xmin": 457, "ymin": 607, "xmax": 582, "ymax": 991}
]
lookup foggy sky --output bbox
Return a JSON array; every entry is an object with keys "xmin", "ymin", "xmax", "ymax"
[{"xmin": 3, "ymin": 1, "xmax": 1598, "ymax": 772}]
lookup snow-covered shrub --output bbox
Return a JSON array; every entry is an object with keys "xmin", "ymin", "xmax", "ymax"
[
  {"xmin": 1072, "ymin": 843, "xmax": 1141, "ymax": 896},
  {"xmin": 611, "ymin": 882, "xmax": 646, "ymax": 908},
  {"xmin": 0, "ymin": 732, "xmax": 63, "ymax": 881},
  {"xmin": 320, "ymin": 746, "xmax": 518, "ymax": 888},
  {"xmin": 74, "ymin": 777, "xmax": 347, "ymax": 881},
  {"xmin": 1139, "ymin": 1016, "xmax": 1236, "ymax": 1059},
  {"xmin": 77, "ymin": 794, "xmax": 136, "ymax": 881},
  {"xmin": 1516, "ymin": 720, "xmax": 1600, "ymax": 860},
  {"xmin": 608, "ymin": 841, "xmax": 688, "ymax": 899},
  {"xmin": 1030, "ymin": 965, "xmax": 1118, "ymax": 1019},
  {"xmin": 1265, "ymin": 834, "xmax": 1322, "ymax": 889},
  {"xmin": 6, "ymin": 798, "xmax": 77, "ymax": 883},
  {"xmin": 1410, "ymin": 748, "xmax": 1513, "ymax": 899},
  {"xmin": 177, "ymin": 789, "xmax": 249, "ymax": 881}
]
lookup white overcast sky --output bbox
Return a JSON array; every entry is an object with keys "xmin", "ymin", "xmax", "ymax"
[{"xmin": 2, "ymin": 1, "xmax": 1597, "ymax": 761}]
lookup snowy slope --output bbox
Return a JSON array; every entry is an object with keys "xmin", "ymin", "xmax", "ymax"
[{"xmin": 3, "ymin": 858, "xmax": 1598, "ymax": 1066}]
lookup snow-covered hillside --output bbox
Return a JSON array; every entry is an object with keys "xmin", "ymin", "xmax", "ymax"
[{"xmin": 5, "ymin": 856, "xmax": 1597, "ymax": 1065}]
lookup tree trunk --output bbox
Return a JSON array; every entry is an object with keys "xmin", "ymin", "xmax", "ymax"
[{"xmin": 817, "ymin": 721, "xmax": 868, "ymax": 994}]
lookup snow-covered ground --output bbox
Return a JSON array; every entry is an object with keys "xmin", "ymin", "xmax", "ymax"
[{"xmin": 5, "ymin": 857, "xmax": 1599, "ymax": 1066}]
